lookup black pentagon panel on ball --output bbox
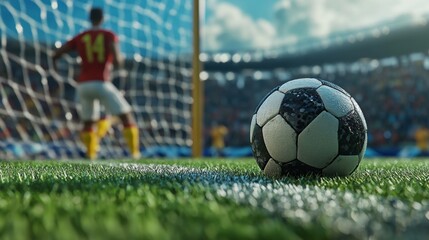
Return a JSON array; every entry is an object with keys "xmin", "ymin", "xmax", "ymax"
[
  {"xmin": 319, "ymin": 79, "xmax": 351, "ymax": 97},
  {"xmin": 251, "ymin": 124, "xmax": 271, "ymax": 170},
  {"xmin": 280, "ymin": 159, "xmax": 322, "ymax": 176},
  {"xmin": 254, "ymin": 86, "xmax": 279, "ymax": 114},
  {"xmin": 338, "ymin": 110, "xmax": 366, "ymax": 155},
  {"xmin": 279, "ymin": 88, "xmax": 325, "ymax": 133}
]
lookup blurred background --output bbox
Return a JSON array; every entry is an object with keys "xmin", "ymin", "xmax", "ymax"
[
  {"xmin": 202, "ymin": 0, "xmax": 429, "ymax": 157},
  {"xmin": 1, "ymin": 0, "xmax": 429, "ymax": 158}
]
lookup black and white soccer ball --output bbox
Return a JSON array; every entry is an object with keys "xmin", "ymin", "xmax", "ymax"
[{"xmin": 250, "ymin": 78, "xmax": 367, "ymax": 177}]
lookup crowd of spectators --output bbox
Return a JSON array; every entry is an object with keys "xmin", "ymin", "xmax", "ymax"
[{"xmin": 204, "ymin": 53, "xmax": 429, "ymax": 150}]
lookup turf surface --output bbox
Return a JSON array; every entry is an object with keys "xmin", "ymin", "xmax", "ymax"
[{"xmin": 0, "ymin": 158, "xmax": 428, "ymax": 239}]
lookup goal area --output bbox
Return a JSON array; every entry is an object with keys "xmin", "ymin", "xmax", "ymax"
[{"xmin": 0, "ymin": 0, "xmax": 199, "ymax": 159}]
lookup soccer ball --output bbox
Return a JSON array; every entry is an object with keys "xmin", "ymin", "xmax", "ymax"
[{"xmin": 250, "ymin": 78, "xmax": 367, "ymax": 177}]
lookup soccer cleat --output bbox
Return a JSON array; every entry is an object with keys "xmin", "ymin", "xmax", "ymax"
[{"xmin": 131, "ymin": 152, "xmax": 141, "ymax": 160}]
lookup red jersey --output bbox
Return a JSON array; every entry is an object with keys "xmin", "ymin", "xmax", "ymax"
[{"xmin": 66, "ymin": 28, "xmax": 118, "ymax": 82}]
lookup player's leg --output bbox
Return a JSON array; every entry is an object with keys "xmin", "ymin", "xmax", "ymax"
[
  {"xmin": 119, "ymin": 112, "xmax": 140, "ymax": 159},
  {"xmin": 77, "ymin": 83, "xmax": 101, "ymax": 160},
  {"xmin": 100, "ymin": 82, "xmax": 140, "ymax": 159},
  {"xmin": 96, "ymin": 114, "xmax": 111, "ymax": 138},
  {"xmin": 80, "ymin": 120, "xmax": 98, "ymax": 160}
]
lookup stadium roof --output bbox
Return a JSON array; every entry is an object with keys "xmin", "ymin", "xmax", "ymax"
[{"xmin": 203, "ymin": 23, "xmax": 429, "ymax": 71}]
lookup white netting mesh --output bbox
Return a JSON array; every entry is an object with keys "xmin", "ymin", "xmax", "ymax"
[{"xmin": 0, "ymin": 0, "xmax": 194, "ymax": 159}]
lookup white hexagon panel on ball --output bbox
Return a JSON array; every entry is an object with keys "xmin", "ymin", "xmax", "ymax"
[
  {"xmin": 298, "ymin": 111, "xmax": 339, "ymax": 168},
  {"xmin": 264, "ymin": 158, "xmax": 283, "ymax": 178},
  {"xmin": 359, "ymin": 133, "xmax": 368, "ymax": 160},
  {"xmin": 249, "ymin": 114, "xmax": 257, "ymax": 144},
  {"xmin": 279, "ymin": 78, "xmax": 322, "ymax": 93},
  {"xmin": 262, "ymin": 115, "xmax": 297, "ymax": 163},
  {"xmin": 256, "ymin": 91, "xmax": 285, "ymax": 126},
  {"xmin": 322, "ymin": 155, "xmax": 360, "ymax": 176},
  {"xmin": 351, "ymin": 97, "xmax": 368, "ymax": 131},
  {"xmin": 317, "ymin": 86, "xmax": 354, "ymax": 118}
]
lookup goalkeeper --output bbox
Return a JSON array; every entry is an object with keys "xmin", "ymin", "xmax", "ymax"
[{"xmin": 53, "ymin": 7, "xmax": 140, "ymax": 160}]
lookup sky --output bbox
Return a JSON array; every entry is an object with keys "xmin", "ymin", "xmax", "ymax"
[
  {"xmin": 2, "ymin": 0, "xmax": 429, "ymax": 54},
  {"xmin": 202, "ymin": 0, "xmax": 429, "ymax": 52}
]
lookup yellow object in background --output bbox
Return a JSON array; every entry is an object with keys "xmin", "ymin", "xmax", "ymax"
[
  {"xmin": 123, "ymin": 126, "xmax": 140, "ymax": 159},
  {"xmin": 415, "ymin": 127, "xmax": 429, "ymax": 151},
  {"xmin": 80, "ymin": 130, "xmax": 98, "ymax": 160}
]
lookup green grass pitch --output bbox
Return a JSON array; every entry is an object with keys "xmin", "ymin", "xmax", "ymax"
[{"xmin": 0, "ymin": 158, "xmax": 428, "ymax": 239}]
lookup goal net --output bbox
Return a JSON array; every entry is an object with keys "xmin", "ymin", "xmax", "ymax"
[{"xmin": 0, "ymin": 0, "xmax": 194, "ymax": 159}]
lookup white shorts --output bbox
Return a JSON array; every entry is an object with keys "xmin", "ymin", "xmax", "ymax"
[{"xmin": 76, "ymin": 81, "xmax": 132, "ymax": 121}]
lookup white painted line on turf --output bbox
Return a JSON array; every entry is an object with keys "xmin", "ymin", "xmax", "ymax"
[{"xmin": 104, "ymin": 162, "xmax": 429, "ymax": 239}]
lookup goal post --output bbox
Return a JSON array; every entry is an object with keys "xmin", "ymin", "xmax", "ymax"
[
  {"xmin": 0, "ymin": 0, "xmax": 204, "ymax": 159},
  {"xmin": 192, "ymin": 0, "xmax": 203, "ymax": 157}
]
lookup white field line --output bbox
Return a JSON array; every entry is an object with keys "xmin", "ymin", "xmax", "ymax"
[{"xmin": 105, "ymin": 162, "xmax": 429, "ymax": 239}]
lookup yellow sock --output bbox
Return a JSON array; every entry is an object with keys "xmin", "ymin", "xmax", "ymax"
[
  {"xmin": 80, "ymin": 130, "xmax": 98, "ymax": 160},
  {"xmin": 123, "ymin": 126, "xmax": 140, "ymax": 159},
  {"xmin": 97, "ymin": 118, "xmax": 111, "ymax": 138}
]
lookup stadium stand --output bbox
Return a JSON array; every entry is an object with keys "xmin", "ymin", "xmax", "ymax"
[
  {"xmin": 204, "ymin": 56, "xmax": 429, "ymax": 155},
  {"xmin": 203, "ymin": 22, "xmax": 429, "ymax": 157}
]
